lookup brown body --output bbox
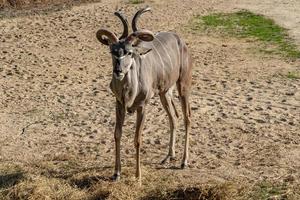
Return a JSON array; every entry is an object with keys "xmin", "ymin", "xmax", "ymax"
[{"xmin": 96, "ymin": 7, "xmax": 192, "ymax": 183}]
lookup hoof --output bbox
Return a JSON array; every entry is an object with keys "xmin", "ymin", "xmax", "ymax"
[
  {"xmin": 112, "ymin": 174, "xmax": 120, "ymax": 181},
  {"xmin": 135, "ymin": 176, "xmax": 142, "ymax": 186},
  {"xmin": 127, "ymin": 108, "xmax": 135, "ymax": 115},
  {"xmin": 161, "ymin": 155, "xmax": 176, "ymax": 164},
  {"xmin": 181, "ymin": 163, "xmax": 188, "ymax": 169}
]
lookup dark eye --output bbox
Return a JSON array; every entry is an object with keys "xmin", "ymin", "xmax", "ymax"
[{"xmin": 111, "ymin": 49, "xmax": 119, "ymax": 56}]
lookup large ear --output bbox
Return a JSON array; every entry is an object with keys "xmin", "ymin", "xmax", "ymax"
[
  {"xmin": 126, "ymin": 30, "xmax": 154, "ymax": 45},
  {"xmin": 96, "ymin": 29, "xmax": 118, "ymax": 46},
  {"xmin": 136, "ymin": 31, "xmax": 154, "ymax": 42}
]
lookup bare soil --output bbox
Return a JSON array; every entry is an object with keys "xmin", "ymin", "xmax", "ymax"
[{"xmin": 0, "ymin": 0, "xmax": 299, "ymax": 199}]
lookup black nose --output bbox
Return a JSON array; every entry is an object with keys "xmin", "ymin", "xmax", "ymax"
[{"xmin": 114, "ymin": 68, "xmax": 122, "ymax": 75}]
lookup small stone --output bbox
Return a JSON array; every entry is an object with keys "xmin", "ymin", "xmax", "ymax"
[
  {"xmin": 284, "ymin": 175, "xmax": 295, "ymax": 183},
  {"xmin": 234, "ymin": 160, "xmax": 241, "ymax": 166},
  {"xmin": 255, "ymin": 107, "xmax": 263, "ymax": 111},
  {"xmin": 101, "ymin": 140, "xmax": 106, "ymax": 144},
  {"xmin": 247, "ymin": 97, "xmax": 253, "ymax": 101},
  {"xmin": 154, "ymin": 139, "xmax": 160, "ymax": 145},
  {"xmin": 280, "ymin": 118, "xmax": 287, "ymax": 122},
  {"xmin": 288, "ymin": 121, "xmax": 295, "ymax": 126},
  {"xmin": 256, "ymin": 119, "xmax": 266, "ymax": 123},
  {"xmin": 285, "ymin": 92, "xmax": 295, "ymax": 96},
  {"xmin": 191, "ymin": 106, "xmax": 198, "ymax": 110}
]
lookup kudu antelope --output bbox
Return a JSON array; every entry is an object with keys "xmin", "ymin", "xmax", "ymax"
[{"xmin": 96, "ymin": 7, "xmax": 192, "ymax": 182}]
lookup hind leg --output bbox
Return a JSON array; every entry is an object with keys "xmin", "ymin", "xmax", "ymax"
[
  {"xmin": 178, "ymin": 91, "xmax": 191, "ymax": 169},
  {"xmin": 159, "ymin": 89, "xmax": 177, "ymax": 164},
  {"xmin": 177, "ymin": 42, "xmax": 192, "ymax": 169},
  {"xmin": 177, "ymin": 81, "xmax": 191, "ymax": 169},
  {"xmin": 179, "ymin": 94, "xmax": 191, "ymax": 168}
]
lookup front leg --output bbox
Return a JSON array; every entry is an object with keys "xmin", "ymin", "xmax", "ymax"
[
  {"xmin": 113, "ymin": 100, "xmax": 125, "ymax": 181},
  {"xmin": 135, "ymin": 106, "xmax": 146, "ymax": 184}
]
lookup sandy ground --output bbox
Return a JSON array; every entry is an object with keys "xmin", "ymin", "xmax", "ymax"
[{"xmin": 0, "ymin": 0, "xmax": 299, "ymax": 197}]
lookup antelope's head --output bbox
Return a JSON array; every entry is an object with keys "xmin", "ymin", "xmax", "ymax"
[{"xmin": 96, "ymin": 7, "xmax": 154, "ymax": 80}]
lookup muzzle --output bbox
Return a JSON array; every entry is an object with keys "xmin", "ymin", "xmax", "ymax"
[{"xmin": 113, "ymin": 55, "xmax": 133, "ymax": 81}]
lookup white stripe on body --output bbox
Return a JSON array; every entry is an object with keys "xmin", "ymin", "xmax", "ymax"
[
  {"xmin": 156, "ymin": 36, "xmax": 174, "ymax": 69},
  {"xmin": 151, "ymin": 41, "xmax": 165, "ymax": 70}
]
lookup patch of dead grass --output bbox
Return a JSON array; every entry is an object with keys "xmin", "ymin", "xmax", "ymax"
[
  {"xmin": 84, "ymin": 167, "xmax": 241, "ymax": 200},
  {"xmin": 6, "ymin": 176, "xmax": 86, "ymax": 200},
  {"xmin": 1, "ymin": 162, "xmax": 299, "ymax": 200}
]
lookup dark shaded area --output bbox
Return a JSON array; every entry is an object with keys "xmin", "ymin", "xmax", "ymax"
[
  {"xmin": 0, "ymin": 172, "xmax": 24, "ymax": 189},
  {"xmin": 38, "ymin": 162, "xmax": 112, "ymax": 181},
  {"xmin": 88, "ymin": 190, "xmax": 110, "ymax": 200},
  {"xmin": 142, "ymin": 186, "xmax": 225, "ymax": 200},
  {"xmin": 70, "ymin": 175, "xmax": 111, "ymax": 189}
]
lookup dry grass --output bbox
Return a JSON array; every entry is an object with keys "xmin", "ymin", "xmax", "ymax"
[
  {"xmin": 6, "ymin": 176, "xmax": 86, "ymax": 200},
  {"xmin": 0, "ymin": 161, "xmax": 242, "ymax": 200},
  {"xmin": 3, "ymin": 160, "xmax": 298, "ymax": 199},
  {"xmin": 0, "ymin": 157, "xmax": 300, "ymax": 200},
  {"xmin": 86, "ymin": 169, "xmax": 235, "ymax": 200}
]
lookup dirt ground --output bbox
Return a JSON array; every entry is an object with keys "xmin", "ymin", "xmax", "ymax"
[{"xmin": 0, "ymin": 0, "xmax": 299, "ymax": 199}]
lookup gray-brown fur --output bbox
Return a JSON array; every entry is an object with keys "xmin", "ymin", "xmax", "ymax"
[{"xmin": 96, "ymin": 7, "xmax": 192, "ymax": 183}]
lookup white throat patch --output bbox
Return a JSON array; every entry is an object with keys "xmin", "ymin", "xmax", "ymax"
[{"xmin": 113, "ymin": 55, "xmax": 126, "ymax": 60}]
